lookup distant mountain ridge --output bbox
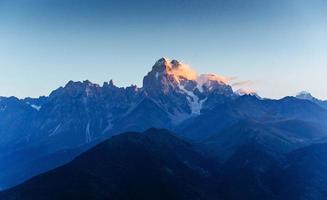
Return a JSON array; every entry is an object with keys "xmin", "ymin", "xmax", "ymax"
[
  {"xmin": 296, "ymin": 91, "xmax": 327, "ymax": 109},
  {"xmin": 0, "ymin": 58, "xmax": 326, "ymax": 191}
]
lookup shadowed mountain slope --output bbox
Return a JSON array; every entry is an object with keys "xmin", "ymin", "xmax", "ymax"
[{"xmin": 0, "ymin": 129, "xmax": 221, "ymax": 200}]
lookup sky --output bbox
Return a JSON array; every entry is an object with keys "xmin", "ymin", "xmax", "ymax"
[{"xmin": 0, "ymin": 0, "xmax": 326, "ymax": 99}]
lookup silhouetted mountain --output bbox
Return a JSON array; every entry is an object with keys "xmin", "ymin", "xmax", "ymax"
[
  {"xmin": 270, "ymin": 143, "xmax": 327, "ymax": 200},
  {"xmin": 0, "ymin": 129, "xmax": 222, "ymax": 200},
  {"xmin": 4, "ymin": 129, "xmax": 327, "ymax": 200},
  {"xmin": 218, "ymin": 143, "xmax": 280, "ymax": 200}
]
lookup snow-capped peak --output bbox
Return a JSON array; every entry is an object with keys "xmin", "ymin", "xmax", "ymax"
[
  {"xmin": 235, "ymin": 88, "xmax": 256, "ymax": 95},
  {"xmin": 296, "ymin": 91, "xmax": 314, "ymax": 100},
  {"xmin": 151, "ymin": 58, "xmax": 197, "ymax": 83},
  {"xmin": 143, "ymin": 58, "xmax": 234, "ymax": 116},
  {"xmin": 147, "ymin": 58, "xmax": 229, "ymax": 87},
  {"xmin": 235, "ymin": 88, "xmax": 260, "ymax": 99}
]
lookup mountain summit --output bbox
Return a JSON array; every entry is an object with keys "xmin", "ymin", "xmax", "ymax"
[
  {"xmin": 143, "ymin": 58, "xmax": 234, "ymax": 116},
  {"xmin": 296, "ymin": 91, "xmax": 327, "ymax": 109},
  {"xmin": 143, "ymin": 58, "xmax": 232, "ymax": 94},
  {"xmin": 296, "ymin": 91, "xmax": 315, "ymax": 100}
]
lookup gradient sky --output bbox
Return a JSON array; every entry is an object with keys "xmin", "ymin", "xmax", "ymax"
[{"xmin": 0, "ymin": 0, "xmax": 326, "ymax": 99}]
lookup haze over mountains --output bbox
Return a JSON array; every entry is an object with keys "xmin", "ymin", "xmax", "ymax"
[{"xmin": 0, "ymin": 58, "xmax": 326, "ymax": 199}]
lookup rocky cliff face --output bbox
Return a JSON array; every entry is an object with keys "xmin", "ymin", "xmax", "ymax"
[{"xmin": 143, "ymin": 58, "xmax": 234, "ymax": 118}]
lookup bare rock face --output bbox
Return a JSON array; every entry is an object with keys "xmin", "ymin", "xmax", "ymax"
[{"xmin": 143, "ymin": 58, "xmax": 234, "ymax": 117}]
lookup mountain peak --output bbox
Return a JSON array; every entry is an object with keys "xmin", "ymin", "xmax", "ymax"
[
  {"xmin": 150, "ymin": 58, "xmax": 197, "ymax": 81},
  {"xmin": 296, "ymin": 91, "xmax": 314, "ymax": 100},
  {"xmin": 144, "ymin": 57, "xmax": 234, "ymax": 93},
  {"xmin": 103, "ymin": 79, "xmax": 116, "ymax": 88},
  {"xmin": 170, "ymin": 59, "xmax": 181, "ymax": 66},
  {"xmin": 235, "ymin": 88, "xmax": 257, "ymax": 96},
  {"xmin": 142, "ymin": 58, "xmax": 234, "ymax": 116},
  {"xmin": 152, "ymin": 57, "xmax": 171, "ymax": 72},
  {"xmin": 235, "ymin": 88, "xmax": 260, "ymax": 99},
  {"xmin": 295, "ymin": 91, "xmax": 327, "ymax": 109},
  {"xmin": 155, "ymin": 57, "xmax": 170, "ymax": 65}
]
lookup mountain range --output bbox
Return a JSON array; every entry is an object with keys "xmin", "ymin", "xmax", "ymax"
[
  {"xmin": 0, "ymin": 58, "xmax": 326, "ymax": 199},
  {"xmin": 2, "ymin": 128, "xmax": 327, "ymax": 200},
  {"xmin": 296, "ymin": 91, "xmax": 327, "ymax": 109}
]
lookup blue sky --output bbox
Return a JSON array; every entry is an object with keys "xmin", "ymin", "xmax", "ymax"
[{"xmin": 0, "ymin": 0, "xmax": 326, "ymax": 99}]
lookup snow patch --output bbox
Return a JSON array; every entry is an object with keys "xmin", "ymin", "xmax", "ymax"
[
  {"xmin": 235, "ymin": 88, "xmax": 257, "ymax": 96},
  {"xmin": 49, "ymin": 123, "xmax": 61, "ymax": 136},
  {"xmin": 196, "ymin": 83, "xmax": 204, "ymax": 93},
  {"xmin": 101, "ymin": 117, "xmax": 113, "ymax": 134},
  {"xmin": 296, "ymin": 91, "xmax": 314, "ymax": 100},
  {"xmin": 31, "ymin": 104, "xmax": 42, "ymax": 111},
  {"xmin": 179, "ymin": 85, "xmax": 202, "ymax": 115},
  {"xmin": 26, "ymin": 102, "xmax": 42, "ymax": 111},
  {"xmin": 199, "ymin": 97, "xmax": 207, "ymax": 108},
  {"xmin": 86, "ymin": 121, "xmax": 92, "ymax": 143}
]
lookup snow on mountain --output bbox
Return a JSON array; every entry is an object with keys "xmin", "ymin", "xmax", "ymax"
[
  {"xmin": 152, "ymin": 58, "xmax": 230, "ymax": 90},
  {"xmin": 143, "ymin": 58, "xmax": 234, "ymax": 116},
  {"xmin": 296, "ymin": 91, "xmax": 315, "ymax": 100},
  {"xmin": 235, "ymin": 88, "xmax": 259, "ymax": 97},
  {"xmin": 25, "ymin": 102, "xmax": 42, "ymax": 111},
  {"xmin": 30, "ymin": 104, "xmax": 42, "ymax": 111},
  {"xmin": 296, "ymin": 91, "xmax": 327, "ymax": 109},
  {"xmin": 178, "ymin": 85, "xmax": 201, "ymax": 115}
]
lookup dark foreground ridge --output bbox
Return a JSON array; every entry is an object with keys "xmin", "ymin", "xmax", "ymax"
[
  {"xmin": 2, "ymin": 128, "xmax": 327, "ymax": 200},
  {"xmin": 0, "ymin": 129, "xmax": 221, "ymax": 200}
]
